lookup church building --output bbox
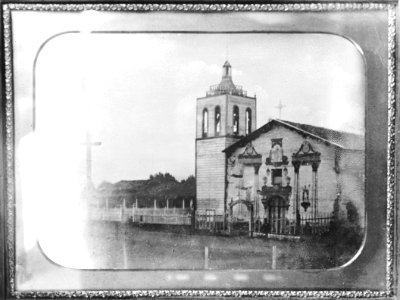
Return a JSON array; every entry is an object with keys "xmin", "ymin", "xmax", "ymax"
[{"xmin": 195, "ymin": 61, "xmax": 365, "ymax": 234}]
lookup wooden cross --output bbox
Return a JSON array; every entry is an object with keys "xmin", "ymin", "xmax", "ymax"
[
  {"xmin": 275, "ymin": 100, "xmax": 286, "ymax": 119},
  {"xmin": 82, "ymin": 131, "xmax": 101, "ymax": 188}
]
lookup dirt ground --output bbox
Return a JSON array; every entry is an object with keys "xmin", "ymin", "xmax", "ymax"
[{"xmin": 83, "ymin": 221, "xmax": 358, "ymax": 270}]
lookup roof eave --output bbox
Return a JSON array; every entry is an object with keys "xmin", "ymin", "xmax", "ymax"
[
  {"xmin": 275, "ymin": 119, "xmax": 345, "ymax": 149},
  {"xmin": 222, "ymin": 119, "xmax": 354, "ymax": 156}
]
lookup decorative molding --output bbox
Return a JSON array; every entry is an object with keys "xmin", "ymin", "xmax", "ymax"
[
  {"xmin": 238, "ymin": 142, "xmax": 261, "ymax": 159},
  {"xmin": 6, "ymin": 290, "xmax": 393, "ymax": 298},
  {"xmin": 238, "ymin": 143, "xmax": 262, "ymax": 166},
  {"xmin": 386, "ymin": 4, "xmax": 396, "ymax": 295},
  {"xmin": 2, "ymin": 2, "xmax": 396, "ymax": 298},
  {"xmin": 2, "ymin": 3, "xmax": 392, "ymax": 12},
  {"xmin": 292, "ymin": 140, "xmax": 321, "ymax": 167},
  {"xmin": 3, "ymin": 4, "xmax": 16, "ymax": 295}
]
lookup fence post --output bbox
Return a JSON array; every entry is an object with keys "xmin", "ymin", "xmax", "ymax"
[
  {"xmin": 249, "ymin": 204, "xmax": 254, "ymax": 237},
  {"xmin": 213, "ymin": 210, "xmax": 216, "ymax": 232},
  {"xmin": 204, "ymin": 246, "xmax": 209, "ymax": 269},
  {"xmin": 272, "ymin": 245, "xmax": 277, "ymax": 269},
  {"xmin": 192, "ymin": 208, "xmax": 196, "ymax": 228},
  {"xmin": 248, "ymin": 210, "xmax": 252, "ymax": 237},
  {"xmin": 300, "ymin": 215, "xmax": 303, "ymax": 235},
  {"xmin": 122, "ymin": 199, "xmax": 128, "ymax": 269},
  {"xmin": 229, "ymin": 204, "xmax": 233, "ymax": 235},
  {"xmin": 120, "ymin": 202, "xmax": 123, "ymax": 222}
]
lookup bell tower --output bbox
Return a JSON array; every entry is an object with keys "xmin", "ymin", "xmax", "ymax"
[{"xmin": 195, "ymin": 61, "xmax": 257, "ymax": 214}]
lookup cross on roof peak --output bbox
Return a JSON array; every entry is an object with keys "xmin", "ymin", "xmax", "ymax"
[{"xmin": 275, "ymin": 100, "xmax": 286, "ymax": 119}]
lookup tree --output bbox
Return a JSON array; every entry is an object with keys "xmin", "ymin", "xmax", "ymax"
[{"xmin": 97, "ymin": 173, "xmax": 196, "ymax": 208}]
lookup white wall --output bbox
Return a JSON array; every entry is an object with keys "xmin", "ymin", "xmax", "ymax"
[{"xmin": 226, "ymin": 124, "xmax": 365, "ymax": 227}]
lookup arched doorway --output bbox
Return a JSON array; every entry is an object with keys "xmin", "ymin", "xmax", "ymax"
[
  {"xmin": 228, "ymin": 199, "xmax": 254, "ymax": 237},
  {"xmin": 266, "ymin": 196, "xmax": 287, "ymax": 234}
]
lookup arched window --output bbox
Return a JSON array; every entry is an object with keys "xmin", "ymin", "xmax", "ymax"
[
  {"xmin": 245, "ymin": 108, "xmax": 252, "ymax": 135},
  {"xmin": 202, "ymin": 108, "xmax": 209, "ymax": 137},
  {"xmin": 233, "ymin": 106, "xmax": 239, "ymax": 135},
  {"xmin": 215, "ymin": 106, "xmax": 221, "ymax": 136}
]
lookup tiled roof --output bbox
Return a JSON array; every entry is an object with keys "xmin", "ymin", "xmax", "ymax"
[{"xmin": 223, "ymin": 119, "xmax": 364, "ymax": 155}]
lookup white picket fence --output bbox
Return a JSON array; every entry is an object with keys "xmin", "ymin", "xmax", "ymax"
[
  {"xmin": 132, "ymin": 207, "xmax": 192, "ymax": 225},
  {"xmin": 89, "ymin": 207, "xmax": 193, "ymax": 225},
  {"xmin": 89, "ymin": 207, "xmax": 127, "ymax": 222},
  {"xmin": 195, "ymin": 210, "xmax": 225, "ymax": 232}
]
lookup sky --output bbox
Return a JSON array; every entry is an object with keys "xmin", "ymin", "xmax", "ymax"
[{"xmin": 13, "ymin": 12, "xmax": 365, "ymax": 185}]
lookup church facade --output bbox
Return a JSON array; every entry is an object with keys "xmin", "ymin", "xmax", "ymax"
[{"xmin": 195, "ymin": 61, "xmax": 365, "ymax": 233}]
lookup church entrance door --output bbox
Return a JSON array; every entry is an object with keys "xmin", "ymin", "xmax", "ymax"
[{"xmin": 267, "ymin": 196, "xmax": 287, "ymax": 234}]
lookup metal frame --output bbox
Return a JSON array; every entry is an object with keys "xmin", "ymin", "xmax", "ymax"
[{"xmin": 1, "ymin": 2, "xmax": 397, "ymax": 298}]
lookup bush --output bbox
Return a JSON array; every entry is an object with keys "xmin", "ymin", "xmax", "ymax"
[{"xmin": 321, "ymin": 219, "xmax": 364, "ymax": 267}]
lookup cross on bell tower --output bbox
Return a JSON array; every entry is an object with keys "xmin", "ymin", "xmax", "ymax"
[{"xmin": 222, "ymin": 60, "xmax": 232, "ymax": 78}]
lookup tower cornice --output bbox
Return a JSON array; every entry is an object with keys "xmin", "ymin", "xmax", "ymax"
[
  {"xmin": 205, "ymin": 61, "xmax": 251, "ymax": 97},
  {"xmin": 197, "ymin": 94, "xmax": 256, "ymax": 101}
]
